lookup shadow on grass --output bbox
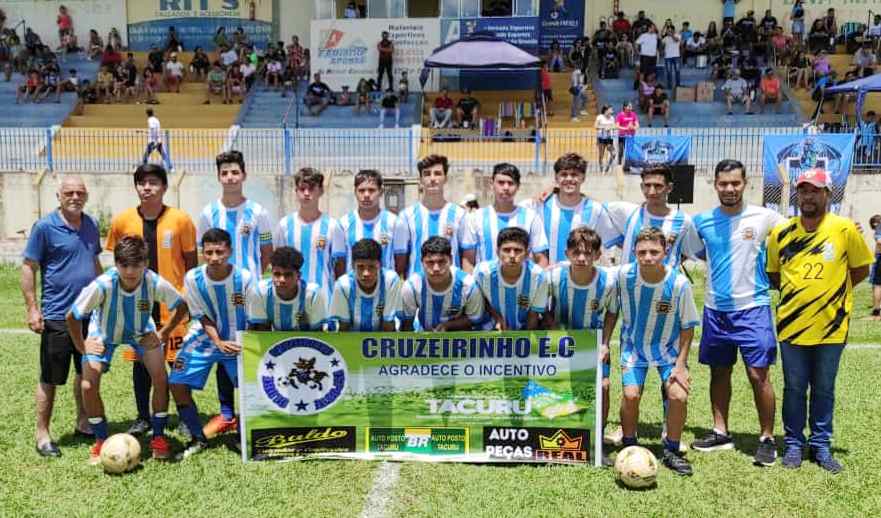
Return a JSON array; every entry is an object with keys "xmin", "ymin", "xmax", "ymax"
[{"xmin": 686, "ymin": 425, "xmax": 850, "ymax": 457}]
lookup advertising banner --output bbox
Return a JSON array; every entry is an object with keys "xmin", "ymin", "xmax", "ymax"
[
  {"xmin": 460, "ymin": 17, "xmax": 540, "ymax": 54},
  {"xmin": 127, "ymin": 0, "xmax": 274, "ymax": 51},
  {"xmin": 240, "ymin": 330, "xmax": 601, "ymax": 465},
  {"xmin": 311, "ymin": 18, "xmax": 441, "ymax": 92},
  {"xmin": 539, "ymin": 0, "xmax": 585, "ymax": 51},
  {"xmin": 623, "ymin": 135, "xmax": 691, "ymax": 173},
  {"xmin": 762, "ymin": 134, "xmax": 856, "ymax": 216}
]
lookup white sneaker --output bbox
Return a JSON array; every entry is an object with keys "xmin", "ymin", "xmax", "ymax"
[
  {"xmin": 176, "ymin": 439, "xmax": 209, "ymax": 461},
  {"xmin": 571, "ymin": 117, "xmax": 580, "ymax": 122},
  {"xmin": 604, "ymin": 425, "xmax": 623, "ymax": 446},
  {"xmin": 580, "ymin": 110, "xmax": 589, "ymax": 115}
]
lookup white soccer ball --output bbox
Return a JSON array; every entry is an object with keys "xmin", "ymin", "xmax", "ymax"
[
  {"xmin": 100, "ymin": 433, "xmax": 141, "ymax": 474},
  {"xmin": 614, "ymin": 446, "xmax": 658, "ymax": 489}
]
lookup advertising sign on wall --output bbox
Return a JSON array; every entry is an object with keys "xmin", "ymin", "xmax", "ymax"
[{"xmin": 540, "ymin": 0, "xmax": 585, "ymax": 51}]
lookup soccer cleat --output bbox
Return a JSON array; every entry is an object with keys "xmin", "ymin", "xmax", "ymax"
[
  {"xmin": 754, "ymin": 437, "xmax": 777, "ymax": 467},
  {"xmin": 126, "ymin": 418, "xmax": 151, "ymax": 436},
  {"xmin": 662, "ymin": 450, "xmax": 693, "ymax": 476},
  {"xmin": 89, "ymin": 440, "xmax": 105, "ymax": 466},
  {"xmin": 604, "ymin": 426, "xmax": 623, "ymax": 446},
  {"xmin": 150, "ymin": 436, "xmax": 172, "ymax": 460},
  {"xmin": 203, "ymin": 415, "xmax": 238, "ymax": 439},
  {"xmin": 781, "ymin": 447, "xmax": 803, "ymax": 469},
  {"xmin": 809, "ymin": 448, "xmax": 843, "ymax": 474},
  {"xmin": 176, "ymin": 421, "xmax": 192, "ymax": 442},
  {"xmin": 691, "ymin": 430, "xmax": 734, "ymax": 452},
  {"xmin": 176, "ymin": 439, "xmax": 209, "ymax": 461}
]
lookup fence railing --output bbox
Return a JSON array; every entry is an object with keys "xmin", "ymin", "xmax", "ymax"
[{"xmin": 0, "ymin": 126, "xmax": 879, "ymax": 176}]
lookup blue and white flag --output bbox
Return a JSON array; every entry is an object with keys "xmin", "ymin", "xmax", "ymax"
[{"xmin": 623, "ymin": 136, "xmax": 691, "ymax": 174}]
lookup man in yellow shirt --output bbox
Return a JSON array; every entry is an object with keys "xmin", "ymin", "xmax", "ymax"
[{"xmin": 767, "ymin": 168, "xmax": 873, "ymax": 473}]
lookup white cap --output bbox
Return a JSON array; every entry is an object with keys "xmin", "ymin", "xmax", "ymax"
[{"xmin": 462, "ymin": 193, "xmax": 477, "ymax": 204}]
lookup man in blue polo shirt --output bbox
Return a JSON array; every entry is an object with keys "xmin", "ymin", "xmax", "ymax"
[{"xmin": 21, "ymin": 175, "xmax": 103, "ymax": 457}]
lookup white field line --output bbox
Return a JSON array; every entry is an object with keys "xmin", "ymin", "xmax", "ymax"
[{"xmin": 359, "ymin": 462, "xmax": 401, "ymax": 518}]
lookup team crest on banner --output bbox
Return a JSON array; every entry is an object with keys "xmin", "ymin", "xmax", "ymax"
[
  {"xmin": 258, "ymin": 337, "xmax": 348, "ymax": 416},
  {"xmin": 623, "ymin": 136, "xmax": 691, "ymax": 174}
]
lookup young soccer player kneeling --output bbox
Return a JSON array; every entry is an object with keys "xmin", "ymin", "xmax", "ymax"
[
  {"xmin": 400, "ymin": 237, "xmax": 484, "ymax": 331},
  {"xmin": 330, "ymin": 238, "xmax": 402, "ymax": 331},
  {"xmin": 607, "ymin": 228, "xmax": 699, "ymax": 475},
  {"xmin": 248, "ymin": 247, "xmax": 329, "ymax": 331},
  {"xmin": 169, "ymin": 229, "xmax": 255, "ymax": 459},
  {"xmin": 66, "ymin": 236, "xmax": 188, "ymax": 463}
]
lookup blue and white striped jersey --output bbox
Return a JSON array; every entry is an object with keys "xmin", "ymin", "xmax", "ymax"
[
  {"xmin": 615, "ymin": 263, "xmax": 699, "ymax": 368},
  {"xmin": 274, "ymin": 212, "xmax": 336, "ymax": 298},
  {"xmin": 687, "ymin": 205, "xmax": 785, "ymax": 311},
  {"xmin": 331, "ymin": 209, "xmax": 397, "ymax": 271},
  {"xmin": 400, "ymin": 266, "xmax": 484, "ymax": 331},
  {"xmin": 392, "ymin": 202, "xmax": 467, "ymax": 276},
  {"xmin": 329, "ymin": 269, "xmax": 402, "ymax": 331},
  {"xmin": 548, "ymin": 263, "xmax": 619, "ymax": 330},
  {"xmin": 460, "ymin": 205, "xmax": 549, "ymax": 263},
  {"xmin": 247, "ymin": 278, "xmax": 329, "ymax": 331},
  {"xmin": 521, "ymin": 195, "xmax": 618, "ymax": 265},
  {"xmin": 183, "ymin": 265, "xmax": 255, "ymax": 342},
  {"xmin": 606, "ymin": 202, "xmax": 698, "ymax": 268},
  {"xmin": 70, "ymin": 268, "xmax": 183, "ymax": 345},
  {"xmin": 474, "ymin": 259, "xmax": 548, "ymax": 331},
  {"xmin": 197, "ymin": 199, "xmax": 273, "ymax": 278}
]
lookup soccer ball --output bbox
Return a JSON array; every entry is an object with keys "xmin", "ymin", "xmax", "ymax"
[
  {"xmin": 614, "ymin": 446, "xmax": 658, "ymax": 489},
  {"xmin": 100, "ymin": 433, "xmax": 141, "ymax": 474}
]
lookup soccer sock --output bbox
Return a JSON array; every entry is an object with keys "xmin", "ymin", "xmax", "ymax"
[
  {"xmin": 132, "ymin": 361, "xmax": 152, "ymax": 420},
  {"xmin": 152, "ymin": 412, "xmax": 168, "ymax": 437},
  {"xmin": 622, "ymin": 436, "xmax": 638, "ymax": 447},
  {"xmin": 89, "ymin": 417, "xmax": 109, "ymax": 441},
  {"xmin": 664, "ymin": 437, "xmax": 681, "ymax": 454},
  {"xmin": 178, "ymin": 404, "xmax": 206, "ymax": 442},
  {"xmin": 216, "ymin": 367, "xmax": 235, "ymax": 420}
]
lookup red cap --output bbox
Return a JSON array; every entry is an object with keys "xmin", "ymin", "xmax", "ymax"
[{"xmin": 795, "ymin": 168, "xmax": 831, "ymax": 189}]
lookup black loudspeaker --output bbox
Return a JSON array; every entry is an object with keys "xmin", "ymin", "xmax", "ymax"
[{"xmin": 669, "ymin": 165, "xmax": 695, "ymax": 204}]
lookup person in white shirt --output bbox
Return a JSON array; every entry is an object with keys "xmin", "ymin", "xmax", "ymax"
[
  {"xmin": 635, "ymin": 24, "xmax": 659, "ymax": 82},
  {"xmin": 240, "ymin": 59, "xmax": 257, "ymax": 90},
  {"xmin": 164, "ymin": 53, "xmax": 185, "ymax": 93},
  {"xmin": 344, "ymin": 1, "xmax": 360, "ymax": 18},
  {"xmin": 220, "ymin": 46, "xmax": 238, "ymax": 68},
  {"xmin": 594, "ymin": 105, "xmax": 617, "ymax": 173},
  {"xmin": 142, "ymin": 108, "xmax": 173, "ymax": 172},
  {"xmin": 330, "ymin": 238, "xmax": 401, "ymax": 331},
  {"xmin": 569, "ymin": 66, "xmax": 586, "ymax": 122},
  {"xmin": 684, "ymin": 32, "xmax": 707, "ymax": 67},
  {"xmin": 332, "ymin": 169, "xmax": 397, "ymax": 276},
  {"xmin": 721, "ymin": 69, "xmax": 753, "ymax": 115},
  {"xmin": 661, "ymin": 27, "xmax": 681, "ymax": 90},
  {"xmin": 265, "ymin": 59, "xmax": 283, "ymax": 90}
]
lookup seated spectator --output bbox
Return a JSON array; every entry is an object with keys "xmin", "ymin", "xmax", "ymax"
[
  {"xmin": 226, "ymin": 64, "xmax": 245, "ymax": 104},
  {"xmin": 219, "ymin": 45, "xmax": 238, "ymax": 69},
  {"xmin": 614, "ymin": 33, "xmax": 633, "ymax": 70},
  {"xmin": 78, "ymin": 79, "xmax": 98, "ymax": 104},
  {"xmin": 39, "ymin": 64, "xmax": 62, "ymax": 103},
  {"xmin": 647, "ymin": 85, "xmax": 670, "ymax": 127},
  {"xmin": 769, "ymin": 27, "xmax": 792, "ymax": 64},
  {"xmin": 684, "ymin": 31, "xmax": 707, "ymax": 66},
  {"xmin": 232, "ymin": 27, "xmax": 249, "ymax": 49},
  {"xmin": 337, "ymin": 85, "xmax": 354, "ymax": 106},
  {"xmin": 354, "ymin": 78, "xmax": 372, "ymax": 114},
  {"xmin": 721, "ymin": 69, "xmax": 753, "ymax": 115},
  {"xmin": 265, "ymin": 58, "xmax": 282, "ymax": 90},
  {"xmin": 456, "ymin": 89, "xmax": 480, "ymax": 128},
  {"xmin": 24, "ymin": 28, "xmax": 42, "ymax": 54},
  {"xmin": 638, "ymin": 72, "xmax": 658, "ymax": 112},
  {"xmin": 612, "ymin": 11, "xmax": 631, "ymax": 37},
  {"xmin": 204, "ymin": 62, "xmax": 226, "ymax": 104},
  {"xmin": 147, "ymin": 44, "xmax": 164, "ymax": 74},
  {"xmin": 141, "ymin": 66, "xmax": 159, "ymax": 104},
  {"xmin": 832, "ymin": 69, "xmax": 857, "ymax": 114},
  {"xmin": 164, "ymin": 53, "xmax": 185, "ymax": 93},
  {"xmin": 108, "ymin": 28, "xmax": 124, "ymax": 52},
  {"xmin": 601, "ymin": 44, "xmax": 620, "ymax": 78},
  {"xmin": 95, "ymin": 65, "xmax": 114, "ymax": 102},
  {"xmin": 165, "ymin": 26, "xmax": 183, "ymax": 54},
  {"xmin": 190, "ymin": 47, "xmax": 211, "ymax": 80},
  {"xmin": 398, "ymin": 70, "xmax": 409, "ymax": 103},
  {"xmin": 59, "ymin": 69, "xmax": 79, "ymax": 93},
  {"xmin": 705, "ymin": 21, "xmax": 720, "ymax": 55},
  {"xmin": 240, "ymin": 56, "xmax": 257, "ymax": 90},
  {"xmin": 431, "ymin": 88, "xmax": 454, "ymax": 128},
  {"xmin": 100, "ymin": 44, "xmax": 122, "ymax": 69},
  {"xmin": 854, "ymin": 44, "xmax": 877, "ymax": 78},
  {"xmin": 304, "ymin": 72, "xmax": 331, "ymax": 116},
  {"xmin": 813, "ymin": 50, "xmax": 831, "ymax": 79},
  {"xmin": 808, "ymin": 18, "xmax": 830, "ymax": 53},
  {"xmin": 281, "ymin": 62, "xmax": 297, "ymax": 97},
  {"xmin": 789, "ymin": 49, "xmax": 811, "ymax": 89},
  {"xmin": 213, "ymin": 27, "xmax": 229, "ymax": 51},
  {"xmin": 378, "ymin": 88, "xmax": 400, "ymax": 128},
  {"xmin": 811, "ymin": 69, "xmax": 838, "ymax": 113},
  {"xmin": 548, "ymin": 39, "xmax": 565, "ymax": 72},
  {"xmin": 866, "ymin": 14, "xmax": 881, "ymax": 46},
  {"xmin": 740, "ymin": 53, "xmax": 761, "ymax": 90},
  {"xmin": 112, "ymin": 61, "xmax": 128, "ymax": 102},
  {"xmin": 344, "ymin": 2, "xmax": 360, "ymax": 19},
  {"xmin": 758, "ymin": 9, "xmax": 778, "ymax": 42},
  {"xmin": 759, "ymin": 69, "xmax": 782, "ymax": 114}
]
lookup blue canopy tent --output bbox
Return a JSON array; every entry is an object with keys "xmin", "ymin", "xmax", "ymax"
[{"xmin": 815, "ymin": 72, "xmax": 881, "ymax": 122}]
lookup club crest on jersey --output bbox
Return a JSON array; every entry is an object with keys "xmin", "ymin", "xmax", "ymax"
[
  {"xmin": 231, "ymin": 292, "xmax": 245, "ymax": 306},
  {"xmin": 444, "ymin": 225, "xmax": 454, "ymax": 238},
  {"xmin": 742, "ymin": 227, "xmax": 756, "ymax": 241},
  {"xmin": 379, "ymin": 233, "xmax": 391, "ymax": 245},
  {"xmin": 137, "ymin": 300, "xmax": 151, "ymax": 312},
  {"xmin": 655, "ymin": 301, "xmax": 673, "ymax": 314},
  {"xmin": 517, "ymin": 295, "xmax": 530, "ymax": 308},
  {"xmin": 446, "ymin": 306, "xmax": 462, "ymax": 317},
  {"xmin": 241, "ymin": 224, "xmax": 252, "ymax": 236},
  {"xmin": 375, "ymin": 303, "xmax": 385, "ymax": 317},
  {"xmin": 316, "ymin": 236, "xmax": 327, "ymax": 249},
  {"xmin": 295, "ymin": 311, "xmax": 307, "ymax": 323},
  {"xmin": 589, "ymin": 300, "xmax": 600, "ymax": 311},
  {"xmin": 259, "ymin": 337, "xmax": 348, "ymax": 415}
]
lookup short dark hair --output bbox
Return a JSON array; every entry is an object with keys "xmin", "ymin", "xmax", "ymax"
[
  {"xmin": 492, "ymin": 163, "xmax": 521, "ymax": 185},
  {"xmin": 714, "ymin": 159, "xmax": 746, "ymax": 180},
  {"xmin": 114, "ymin": 235, "xmax": 148, "ymax": 266},
  {"xmin": 421, "ymin": 236, "xmax": 452, "ymax": 258},
  {"xmin": 133, "ymin": 164, "xmax": 168, "ymax": 187},
  {"xmin": 145, "ymin": 108, "xmax": 154, "ymax": 117},
  {"xmin": 554, "ymin": 153, "xmax": 587, "ymax": 175},
  {"xmin": 354, "ymin": 169, "xmax": 383, "ymax": 189},
  {"xmin": 201, "ymin": 227, "xmax": 232, "ymax": 249},
  {"xmin": 634, "ymin": 227, "xmax": 667, "ymax": 249},
  {"xmin": 215, "ymin": 150, "xmax": 245, "ymax": 174},
  {"xmin": 294, "ymin": 167, "xmax": 324, "ymax": 188},
  {"xmin": 497, "ymin": 227, "xmax": 529, "ymax": 249},
  {"xmin": 640, "ymin": 165, "xmax": 673, "ymax": 184},
  {"xmin": 352, "ymin": 238, "xmax": 382, "ymax": 262},
  {"xmin": 417, "ymin": 154, "xmax": 449, "ymax": 176},
  {"xmin": 567, "ymin": 227, "xmax": 602, "ymax": 253},
  {"xmin": 270, "ymin": 246, "xmax": 304, "ymax": 271},
  {"xmin": 870, "ymin": 214, "xmax": 881, "ymax": 230}
]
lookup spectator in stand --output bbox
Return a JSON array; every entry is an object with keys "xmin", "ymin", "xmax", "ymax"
[
  {"xmin": 204, "ymin": 62, "xmax": 226, "ymax": 104},
  {"xmin": 568, "ymin": 39, "xmax": 588, "ymax": 78},
  {"xmin": 24, "ymin": 28, "xmax": 42, "ymax": 55},
  {"xmin": 398, "ymin": 70, "xmax": 409, "ymax": 103},
  {"xmin": 812, "ymin": 69, "xmax": 837, "ymax": 113},
  {"xmin": 430, "ymin": 90, "xmax": 453, "ymax": 128},
  {"xmin": 265, "ymin": 57, "xmax": 282, "ymax": 90},
  {"xmin": 595, "ymin": 105, "xmax": 617, "ymax": 173},
  {"xmin": 456, "ymin": 89, "xmax": 480, "ymax": 128},
  {"xmin": 164, "ymin": 53, "xmax": 185, "ymax": 93},
  {"xmin": 305, "ymin": 72, "xmax": 331, "ymax": 116},
  {"xmin": 856, "ymin": 112, "xmax": 878, "ymax": 162},
  {"xmin": 95, "ymin": 65, "xmax": 113, "ymax": 102},
  {"xmin": 616, "ymin": 33, "xmax": 634, "ymax": 69},
  {"xmin": 240, "ymin": 55, "xmax": 257, "ymax": 90},
  {"xmin": 141, "ymin": 66, "xmax": 159, "ymax": 104},
  {"xmin": 354, "ymin": 78, "xmax": 372, "ymax": 115},
  {"xmin": 808, "ymin": 19, "xmax": 830, "ymax": 54},
  {"xmin": 615, "ymin": 101, "xmax": 639, "ymax": 165},
  {"xmin": 59, "ymin": 68, "xmax": 79, "ymax": 94},
  {"xmin": 165, "ymin": 26, "xmax": 183, "ymax": 54},
  {"xmin": 740, "ymin": 52, "xmax": 761, "ymax": 90},
  {"xmin": 813, "ymin": 50, "xmax": 831, "ymax": 80},
  {"xmin": 300, "ymin": 48, "xmax": 311, "ymax": 82},
  {"xmin": 78, "ymin": 79, "xmax": 97, "ymax": 104},
  {"xmin": 39, "ymin": 65, "xmax": 62, "ymax": 103},
  {"xmin": 705, "ymin": 21, "xmax": 720, "ymax": 55},
  {"xmin": 866, "ymin": 14, "xmax": 881, "ymax": 51},
  {"xmin": 337, "ymin": 85, "xmax": 353, "ymax": 106},
  {"xmin": 56, "ymin": 5, "xmax": 73, "ymax": 43},
  {"xmin": 569, "ymin": 64, "xmax": 586, "ymax": 122},
  {"xmin": 758, "ymin": 9, "xmax": 777, "ymax": 42},
  {"xmin": 735, "ymin": 10, "xmax": 758, "ymax": 50},
  {"xmin": 631, "ymin": 11, "xmax": 653, "ymax": 38},
  {"xmin": 344, "ymin": 1, "xmax": 360, "ymax": 18},
  {"xmin": 147, "ymin": 44, "xmax": 164, "ymax": 74},
  {"xmin": 638, "ymin": 72, "xmax": 658, "ymax": 113},
  {"xmin": 540, "ymin": 61, "xmax": 554, "ymax": 116},
  {"xmin": 111, "ymin": 60, "xmax": 128, "ymax": 102},
  {"xmin": 213, "ymin": 27, "xmax": 229, "ymax": 51},
  {"xmin": 378, "ymin": 87, "xmax": 400, "ymax": 128},
  {"xmin": 612, "ymin": 11, "xmax": 631, "ymax": 37},
  {"xmin": 647, "ymin": 85, "xmax": 670, "ymax": 127},
  {"xmin": 59, "ymin": 31, "xmax": 80, "ymax": 55},
  {"xmin": 287, "ymin": 35, "xmax": 305, "ymax": 80},
  {"xmin": 225, "ymin": 63, "xmax": 245, "ymax": 104},
  {"xmin": 721, "ymin": 69, "xmax": 753, "ymax": 115},
  {"xmin": 281, "ymin": 61, "xmax": 297, "ymax": 97},
  {"xmin": 100, "ymin": 44, "xmax": 122, "ymax": 69},
  {"xmin": 769, "ymin": 27, "xmax": 792, "ymax": 65},
  {"xmin": 823, "ymin": 8, "xmax": 837, "ymax": 43},
  {"xmin": 548, "ymin": 39, "xmax": 565, "ymax": 72},
  {"xmin": 232, "ymin": 26, "xmax": 250, "ymax": 49},
  {"xmin": 791, "ymin": 0, "xmax": 806, "ymax": 42},
  {"xmin": 720, "ymin": 20, "xmax": 739, "ymax": 50},
  {"xmin": 832, "ymin": 69, "xmax": 857, "ymax": 114},
  {"xmin": 636, "ymin": 24, "xmax": 659, "ymax": 87},
  {"xmin": 681, "ymin": 22, "xmax": 693, "ymax": 44},
  {"xmin": 377, "ymin": 31, "xmax": 394, "ymax": 90},
  {"xmin": 789, "ymin": 49, "xmax": 811, "ymax": 90},
  {"xmin": 661, "ymin": 25, "xmax": 681, "ymax": 90},
  {"xmin": 594, "ymin": 22, "xmax": 614, "ymax": 75},
  {"xmin": 684, "ymin": 31, "xmax": 707, "ymax": 67},
  {"xmin": 854, "ymin": 43, "xmax": 877, "ymax": 78},
  {"xmin": 190, "ymin": 47, "xmax": 210, "ymax": 81},
  {"xmin": 220, "ymin": 45, "xmax": 238, "ymax": 69},
  {"xmin": 759, "ymin": 68, "xmax": 782, "ymax": 114}
]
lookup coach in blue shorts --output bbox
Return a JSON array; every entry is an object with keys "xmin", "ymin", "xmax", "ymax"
[{"xmin": 21, "ymin": 176, "xmax": 103, "ymax": 457}]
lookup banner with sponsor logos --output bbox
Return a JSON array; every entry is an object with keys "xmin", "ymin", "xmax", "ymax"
[
  {"xmin": 623, "ymin": 135, "xmax": 691, "ymax": 174},
  {"xmin": 310, "ymin": 18, "xmax": 441, "ymax": 92},
  {"xmin": 539, "ymin": 0, "xmax": 585, "ymax": 51},
  {"xmin": 240, "ymin": 330, "xmax": 600, "ymax": 466},
  {"xmin": 127, "ymin": 0, "xmax": 274, "ymax": 51},
  {"xmin": 762, "ymin": 134, "xmax": 856, "ymax": 216}
]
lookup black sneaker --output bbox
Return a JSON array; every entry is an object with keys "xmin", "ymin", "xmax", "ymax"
[
  {"xmin": 127, "ymin": 418, "xmax": 151, "ymax": 436},
  {"xmin": 691, "ymin": 430, "xmax": 734, "ymax": 452},
  {"xmin": 781, "ymin": 447, "xmax": 803, "ymax": 469},
  {"xmin": 754, "ymin": 437, "xmax": 777, "ymax": 467},
  {"xmin": 809, "ymin": 448, "xmax": 843, "ymax": 474},
  {"xmin": 662, "ymin": 449, "xmax": 693, "ymax": 476}
]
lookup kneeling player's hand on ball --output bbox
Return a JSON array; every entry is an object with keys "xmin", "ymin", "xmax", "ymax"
[
  {"xmin": 139, "ymin": 332, "xmax": 161, "ymax": 350},
  {"xmin": 84, "ymin": 338, "xmax": 105, "ymax": 356},
  {"xmin": 218, "ymin": 340, "xmax": 241, "ymax": 354}
]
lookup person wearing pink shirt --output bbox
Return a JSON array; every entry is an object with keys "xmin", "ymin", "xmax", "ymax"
[{"xmin": 615, "ymin": 102, "xmax": 640, "ymax": 165}]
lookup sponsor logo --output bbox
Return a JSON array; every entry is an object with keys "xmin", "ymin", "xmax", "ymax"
[
  {"xmin": 251, "ymin": 427, "xmax": 355, "ymax": 459},
  {"xmin": 367, "ymin": 427, "xmax": 468, "ymax": 455},
  {"xmin": 655, "ymin": 301, "xmax": 673, "ymax": 314},
  {"xmin": 483, "ymin": 427, "xmax": 590, "ymax": 463},
  {"xmin": 318, "ymin": 30, "xmax": 368, "ymax": 65},
  {"xmin": 259, "ymin": 337, "xmax": 347, "ymax": 415},
  {"xmin": 428, "ymin": 399, "xmax": 532, "ymax": 416},
  {"xmin": 137, "ymin": 300, "xmax": 151, "ymax": 312}
]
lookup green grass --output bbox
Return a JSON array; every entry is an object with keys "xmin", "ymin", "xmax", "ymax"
[{"xmin": 1, "ymin": 263, "xmax": 880, "ymax": 517}]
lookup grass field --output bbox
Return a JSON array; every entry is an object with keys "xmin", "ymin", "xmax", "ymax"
[{"xmin": 1, "ymin": 263, "xmax": 880, "ymax": 517}]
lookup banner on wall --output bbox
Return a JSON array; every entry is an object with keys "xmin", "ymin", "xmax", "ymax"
[
  {"xmin": 624, "ymin": 135, "xmax": 691, "ymax": 173},
  {"xmin": 239, "ymin": 330, "xmax": 601, "ymax": 465},
  {"xmin": 762, "ymin": 134, "xmax": 856, "ymax": 216},
  {"xmin": 127, "ymin": 0, "xmax": 274, "ymax": 51},
  {"xmin": 461, "ymin": 17, "xmax": 540, "ymax": 54},
  {"xmin": 539, "ymin": 0, "xmax": 585, "ymax": 51}
]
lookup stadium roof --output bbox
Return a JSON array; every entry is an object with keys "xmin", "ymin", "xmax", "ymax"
[{"xmin": 824, "ymin": 72, "xmax": 881, "ymax": 95}]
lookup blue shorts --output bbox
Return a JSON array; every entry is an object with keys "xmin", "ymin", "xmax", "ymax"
[
  {"xmin": 622, "ymin": 363, "xmax": 674, "ymax": 388},
  {"xmin": 82, "ymin": 342, "xmax": 147, "ymax": 372},
  {"xmin": 168, "ymin": 335, "xmax": 238, "ymax": 390},
  {"xmin": 699, "ymin": 306, "xmax": 777, "ymax": 368},
  {"xmin": 871, "ymin": 254, "xmax": 881, "ymax": 286}
]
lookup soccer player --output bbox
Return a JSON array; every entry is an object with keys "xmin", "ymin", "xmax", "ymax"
[
  {"xmin": 474, "ymin": 227, "xmax": 548, "ymax": 331},
  {"xmin": 393, "ymin": 155, "xmax": 468, "ymax": 278},
  {"xmin": 870, "ymin": 214, "xmax": 881, "ymax": 321},
  {"xmin": 170, "ymin": 228, "xmax": 256, "ymax": 459},
  {"xmin": 248, "ymin": 247, "xmax": 329, "ymax": 331},
  {"xmin": 66, "ymin": 235, "xmax": 188, "ymax": 463},
  {"xmin": 461, "ymin": 163, "xmax": 549, "ymax": 270},
  {"xmin": 196, "ymin": 150, "xmax": 272, "ymax": 437},
  {"xmin": 521, "ymin": 153, "xmax": 617, "ymax": 266},
  {"xmin": 330, "ymin": 238, "xmax": 402, "ymax": 331},
  {"xmin": 685, "ymin": 160, "xmax": 785, "ymax": 466},
  {"xmin": 274, "ymin": 167, "xmax": 336, "ymax": 301},
  {"xmin": 332, "ymin": 169, "xmax": 397, "ymax": 277},
  {"xmin": 105, "ymin": 164, "xmax": 198, "ymax": 436},
  {"xmin": 609, "ymin": 228, "xmax": 698, "ymax": 475},
  {"xmin": 767, "ymin": 169, "xmax": 873, "ymax": 473},
  {"xmin": 400, "ymin": 237, "xmax": 484, "ymax": 332}
]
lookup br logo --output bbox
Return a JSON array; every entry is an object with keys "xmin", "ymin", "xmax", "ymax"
[{"xmin": 259, "ymin": 337, "xmax": 348, "ymax": 416}]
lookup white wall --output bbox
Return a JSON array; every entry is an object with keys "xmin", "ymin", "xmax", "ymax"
[
  {"xmin": 280, "ymin": 1, "xmax": 316, "ymax": 44},
  {"xmin": 2, "ymin": 0, "xmax": 128, "ymax": 48}
]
